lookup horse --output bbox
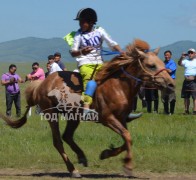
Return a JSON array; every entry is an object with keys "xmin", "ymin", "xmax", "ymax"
[{"xmin": 0, "ymin": 39, "xmax": 175, "ymax": 178}]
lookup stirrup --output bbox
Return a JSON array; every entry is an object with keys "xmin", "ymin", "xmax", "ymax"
[
  {"xmin": 128, "ymin": 112, "xmax": 142, "ymax": 119},
  {"xmin": 82, "ymin": 108, "xmax": 98, "ymax": 121}
]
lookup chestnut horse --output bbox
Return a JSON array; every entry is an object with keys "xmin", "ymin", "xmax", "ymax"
[{"xmin": 0, "ymin": 39, "xmax": 175, "ymax": 178}]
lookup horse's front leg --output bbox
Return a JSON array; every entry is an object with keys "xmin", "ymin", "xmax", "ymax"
[
  {"xmin": 100, "ymin": 117, "xmax": 128, "ymax": 160},
  {"xmin": 62, "ymin": 119, "xmax": 88, "ymax": 167},
  {"xmin": 100, "ymin": 143, "xmax": 126, "ymax": 160},
  {"xmin": 48, "ymin": 115, "xmax": 81, "ymax": 178},
  {"xmin": 101, "ymin": 115, "xmax": 133, "ymax": 176}
]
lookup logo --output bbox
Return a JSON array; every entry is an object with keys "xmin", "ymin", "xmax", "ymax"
[{"xmin": 39, "ymin": 83, "xmax": 98, "ymax": 122}]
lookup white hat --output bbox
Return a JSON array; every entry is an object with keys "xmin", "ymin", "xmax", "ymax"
[
  {"xmin": 73, "ymin": 69, "xmax": 79, "ymax": 73},
  {"xmin": 188, "ymin": 48, "xmax": 196, "ymax": 53}
]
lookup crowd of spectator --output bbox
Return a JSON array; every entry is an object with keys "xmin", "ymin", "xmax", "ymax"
[
  {"xmin": 0, "ymin": 52, "xmax": 66, "ymax": 117},
  {"xmin": 132, "ymin": 49, "xmax": 196, "ymax": 115},
  {"xmin": 1, "ymin": 48, "xmax": 196, "ymax": 117}
]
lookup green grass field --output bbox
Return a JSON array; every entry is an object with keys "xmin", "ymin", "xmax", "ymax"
[{"xmin": 0, "ymin": 61, "xmax": 195, "ymax": 178}]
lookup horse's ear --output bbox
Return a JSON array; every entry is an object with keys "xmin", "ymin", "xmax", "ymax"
[
  {"xmin": 136, "ymin": 48, "xmax": 148, "ymax": 59},
  {"xmin": 154, "ymin": 47, "xmax": 160, "ymax": 55}
]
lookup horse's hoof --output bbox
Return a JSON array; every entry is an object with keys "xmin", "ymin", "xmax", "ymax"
[
  {"xmin": 123, "ymin": 166, "xmax": 133, "ymax": 177},
  {"xmin": 71, "ymin": 170, "xmax": 82, "ymax": 178},
  {"xmin": 100, "ymin": 149, "xmax": 110, "ymax": 160},
  {"xmin": 78, "ymin": 157, "xmax": 88, "ymax": 167}
]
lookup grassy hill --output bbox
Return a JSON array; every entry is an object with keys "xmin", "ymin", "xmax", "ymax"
[
  {"xmin": 158, "ymin": 40, "xmax": 196, "ymax": 59},
  {"xmin": 0, "ymin": 37, "xmax": 196, "ymax": 62},
  {"xmin": 0, "ymin": 37, "xmax": 75, "ymax": 62}
]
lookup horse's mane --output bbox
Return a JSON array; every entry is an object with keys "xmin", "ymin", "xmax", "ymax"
[
  {"xmin": 95, "ymin": 39, "xmax": 150, "ymax": 83},
  {"xmin": 25, "ymin": 80, "xmax": 43, "ymax": 105}
]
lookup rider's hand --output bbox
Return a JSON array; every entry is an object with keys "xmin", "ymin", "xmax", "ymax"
[
  {"xmin": 119, "ymin": 50, "xmax": 126, "ymax": 56},
  {"xmin": 81, "ymin": 46, "xmax": 93, "ymax": 55}
]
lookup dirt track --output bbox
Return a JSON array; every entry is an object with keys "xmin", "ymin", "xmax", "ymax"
[{"xmin": 0, "ymin": 169, "xmax": 195, "ymax": 180}]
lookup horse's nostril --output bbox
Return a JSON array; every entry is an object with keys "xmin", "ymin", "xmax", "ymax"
[
  {"xmin": 167, "ymin": 84, "xmax": 175, "ymax": 91},
  {"xmin": 168, "ymin": 83, "xmax": 175, "ymax": 88}
]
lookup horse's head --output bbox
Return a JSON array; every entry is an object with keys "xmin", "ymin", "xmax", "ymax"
[
  {"xmin": 95, "ymin": 39, "xmax": 175, "ymax": 92},
  {"xmin": 126, "ymin": 39, "xmax": 175, "ymax": 91}
]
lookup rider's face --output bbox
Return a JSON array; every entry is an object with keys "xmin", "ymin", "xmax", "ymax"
[{"xmin": 79, "ymin": 19, "xmax": 93, "ymax": 32}]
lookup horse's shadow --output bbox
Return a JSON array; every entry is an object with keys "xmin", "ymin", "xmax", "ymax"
[{"xmin": 5, "ymin": 171, "xmax": 149, "ymax": 179}]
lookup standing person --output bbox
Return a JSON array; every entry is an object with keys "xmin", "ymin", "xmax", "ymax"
[
  {"xmin": 131, "ymin": 88, "xmax": 146, "ymax": 112},
  {"xmin": 45, "ymin": 62, "xmax": 51, "ymax": 78},
  {"xmin": 54, "ymin": 52, "xmax": 67, "ymax": 71},
  {"xmin": 1, "ymin": 64, "xmax": 24, "ymax": 117},
  {"xmin": 139, "ymin": 87, "xmax": 147, "ymax": 108},
  {"xmin": 48, "ymin": 55, "xmax": 62, "ymax": 74},
  {"xmin": 144, "ymin": 87, "xmax": 159, "ymax": 113},
  {"xmin": 162, "ymin": 50, "xmax": 177, "ymax": 115},
  {"xmin": 131, "ymin": 94, "xmax": 138, "ymax": 112},
  {"xmin": 178, "ymin": 48, "xmax": 196, "ymax": 115},
  {"xmin": 26, "ymin": 62, "xmax": 45, "ymax": 81}
]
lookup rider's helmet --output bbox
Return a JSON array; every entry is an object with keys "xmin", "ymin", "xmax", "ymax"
[{"xmin": 74, "ymin": 8, "xmax": 97, "ymax": 24}]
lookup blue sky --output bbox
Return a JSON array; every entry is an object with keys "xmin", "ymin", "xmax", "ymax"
[{"xmin": 1, "ymin": 0, "xmax": 196, "ymax": 48}]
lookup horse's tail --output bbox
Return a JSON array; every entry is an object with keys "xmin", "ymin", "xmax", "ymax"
[{"xmin": 0, "ymin": 106, "xmax": 30, "ymax": 128}]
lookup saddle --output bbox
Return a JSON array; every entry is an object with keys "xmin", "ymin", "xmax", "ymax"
[{"xmin": 58, "ymin": 71, "xmax": 83, "ymax": 93}]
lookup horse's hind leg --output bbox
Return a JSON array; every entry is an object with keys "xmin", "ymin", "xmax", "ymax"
[
  {"xmin": 48, "ymin": 120, "xmax": 81, "ymax": 178},
  {"xmin": 102, "ymin": 116, "xmax": 133, "ymax": 176},
  {"xmin": 62, "ymin": 120, "xmax": 88, "ymax": 167}
]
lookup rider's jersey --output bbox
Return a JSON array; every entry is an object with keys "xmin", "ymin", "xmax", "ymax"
[{"xmin": 71, "ymin": 26, "xmax": 118, "ymax": 67}]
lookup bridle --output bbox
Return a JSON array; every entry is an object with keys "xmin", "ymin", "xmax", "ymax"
[
  {"xmin": 122, "ymin": 57, "xmax": 168, "ymax": 85},
  {"xmin": 138, "ymin": 58, "xmax": 167, "ymax": 80}
]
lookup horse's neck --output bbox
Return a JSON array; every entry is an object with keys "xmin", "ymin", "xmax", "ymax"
[
  {"xmin": 105, "ymin": 72, "xmax": 139, "ymax": 96},
  {"xmin": 119, "ymin": 68, "xmax": 141, "ymax": 98}
]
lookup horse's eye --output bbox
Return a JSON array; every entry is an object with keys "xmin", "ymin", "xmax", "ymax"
[{"xmin": 147, "ymin": 64, "xmax": 156, "ymax": 71}]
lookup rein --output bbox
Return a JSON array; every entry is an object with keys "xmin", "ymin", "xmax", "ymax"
[
  {"xmin": 89, "ymin": 50, "xmax": 121, "ymax": 80},
  {"xmin": 101, "ymin": 50, "xmax": 121, "ymax": 56},
  {"xmin": 122, "ymin": 58, "xmax": 167, "ymax": 84},
  {"xmin": 121, "ymin": 67, "xmax": 142, "ymax": 86}
]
